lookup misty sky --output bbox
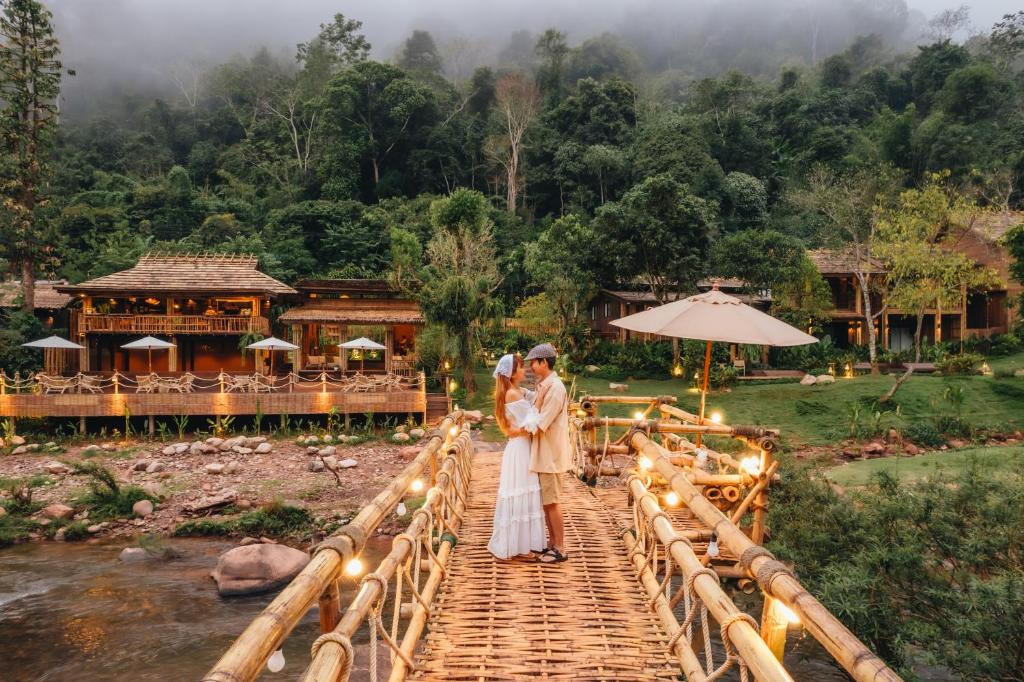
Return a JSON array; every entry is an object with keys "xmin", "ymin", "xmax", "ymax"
[{"xmin": 49, "ymin": 0, "xmax": 1021, "ymax": 115}]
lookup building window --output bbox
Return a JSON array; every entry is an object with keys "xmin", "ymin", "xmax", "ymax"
[
  {"xmin": 590, "ymin": 306, "xmax": 596, "ymax": 321},
  {"xmin": 603, "ymin": 303, "xmax": 610, "ymax": 317}
]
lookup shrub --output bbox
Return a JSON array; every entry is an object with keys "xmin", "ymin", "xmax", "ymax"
[
  {"xmin": 902, "ymin": 421, "xmax": 945, "ymax": 447},
  {"xmin": 933, "ymin": 415, "xmax": 973, "ymax": 439},
  {"xmin": 174, "ymin": 501, "xmax": 314, "ymax": 539},
  {"xmin": 71, "ymin": 461, "xmax": 156, "ymax": 520},
  {"xmin": 935, "ymin": 352, "xmax": 984, "ymax": 375},
  {"xmin": 61, "ymin": 521, "xmax": 90, "ymax": 541}
]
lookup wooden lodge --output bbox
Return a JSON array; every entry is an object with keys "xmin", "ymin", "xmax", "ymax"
[
  {"xmin": 0, "ymin": 279, "xmax": 73, "ymax": 331},
  {"xmin": 57, "ymin": 254, "xmax": 295, "ymax": 373},
  {"xmin": 280, "ymin": 279, "xmax": 423, "ymax": 374}
]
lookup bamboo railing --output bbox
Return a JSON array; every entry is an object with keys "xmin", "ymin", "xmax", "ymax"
[
  {"xmin": 78, "ymin": 313, "xmax": 270, "ymax": 335},
  {"xmin": 202, "ymin": 412, "xmax": 463, "ymax": 682}
]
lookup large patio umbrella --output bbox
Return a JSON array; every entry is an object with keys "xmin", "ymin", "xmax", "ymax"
[
  {"xmin": 121, "ymin": 336, "xmax": 176, "ymax": 373},
  {"xmin": 246, "ymin": 336, "xmax": 299, "ymax": 375},
  {"xmin": 340, "ymin": 336, "xmax": 386, "ymax": 373},
  {"xmin": 22, "ymin": 335, "xmax": 85, "ymax": 375},
  {"xmin": 612, "ymin": 283, "xmax": 817, "ymax": 444}
]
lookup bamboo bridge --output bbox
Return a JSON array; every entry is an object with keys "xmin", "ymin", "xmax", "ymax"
[{"xmin": 203, "ymin": 396, "xmax": 902, "ymax": 682}]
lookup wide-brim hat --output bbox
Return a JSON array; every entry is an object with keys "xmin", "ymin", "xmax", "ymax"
[{"xmin": 525, "ymin": 343, "xmax": 557, "ymax": 361}]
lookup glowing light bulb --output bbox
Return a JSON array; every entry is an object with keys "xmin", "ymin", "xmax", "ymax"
[
  {"xmin": 778, "ymin": 603, "xmax": 801, "ymax": 625},
  {"xmin": 740, "ymin": 455, "xmax": 761, "ymax": 476},
  {"xmin": 267, "ymin": 648, "xmax": 285, "ymax": 672},
  {"xmin": 638, "ymin": 456, "xmax": 653, "ymax": 471},
  {"xmin": 345, "ymin": 558, "xmax": 364, "ymax": 576},
  {"xmin": 695, "ymin": 448, "xmax": 708, "ymax": 468},
  {"xmin": 410, "ymin": 478, "xmax": 425, "ymax": 493},
  {"xmin": 397, "ymin": 501, "xmax": 407, "ymax": 516},
  {"xmin": 449, "ymin": 425, "xmax": 459, "ymax": 438},
  {"xmin": 633, "ymin": 410, "xmax": 645, "ymax": 421},
  {"xmin": 665, "ymin": 491, "xmax": 680, "ymax": 507},
  {"xmin": 707, "ymin": 533, "xmax": 720, "ymax": 558},
  {"xmin": 576, "ymin": 408, "xmax": 587, "ymax": 418},
  {"xmin": 443, "ymin": 360, "xmax": 451, "ymax": 370},
  {"xmin": 710, "ymin": 411, "xmax": 722, "ymax": 424},
  {"xmin": 672, "ymin": 364, "xmax": 684, "ymax": 377},
  {"xmin": 448, "ymin": 380, "xmax": 458, "ymax": 391}
]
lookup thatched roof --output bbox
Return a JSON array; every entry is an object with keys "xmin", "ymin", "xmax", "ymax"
[
  {"xmin": 58, "ymin": 254, "xmax": 295, "ymax": 297},
  {"xmin": 0, "ymin": 280, "xmax": 73, "ymax": 309},
  {"xmin": 278, "ymin": 298, "xmax": 423, "ymax": 325},
  {"xmin": 807, "ymin": 248, "xmax": 885, "ymax": 275},
  {"xmin": 295, "ymin": 279, "xmax": 401, "ymax": 296},
  {"xmin": 969, "ymin": 210, "xmax": 1024, "ymax": 243}
]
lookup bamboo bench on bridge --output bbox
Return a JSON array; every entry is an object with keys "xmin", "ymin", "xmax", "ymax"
[{"xmin": 204, "ymin": 400, "xmax": 901, "ymax": 682}]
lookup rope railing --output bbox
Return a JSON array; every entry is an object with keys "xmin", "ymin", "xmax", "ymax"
[
  {"xmin": 301, "ymin": 424, "xmax": 474, "ymax": 682},
  {"xmin": 202, "ymin": 412, "xmax": 464, "ymax": 682}
]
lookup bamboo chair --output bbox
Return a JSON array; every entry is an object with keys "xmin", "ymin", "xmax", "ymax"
[
  {"xmin": 165, "ymin": 373, "xmax": 196, "ymax": 393},
  {"xmin": 136, "ymin": 374, "xmax": 159, "ymax": 393},
  {"xmin": 306, "ymin": 355, "xmax": 326, "ymax": 370},
  {"xmin": 250, "ymin": 373, "xmax": 273, "ymax": 393},
  {"xmin": 351, "ymin": 373, "xmax": 374, "ymax": 393},
  {"xmin": 225, "ymin": 374, "xmax": 252, "ymax": 393},
  {"xmin": 36, "ymin": 373, "xmax": 76, "ymax": 394},
  {"xmin": 77, "ymin": 374, "xmax": 103, "ymax": 394}
]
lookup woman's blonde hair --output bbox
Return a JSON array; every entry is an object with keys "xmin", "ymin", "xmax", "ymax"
[{"xmin": 493, "ymin": 354, "xmax": 523, "ymax": 435}]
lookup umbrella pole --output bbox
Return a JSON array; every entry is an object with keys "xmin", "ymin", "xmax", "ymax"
[
  {"xmin": 148, "ymin": 348, "xmax": 153, "ymax": 374},
  {"xmin": 696, "ymin": 340, "xmax": 712, "ymax": 447}
]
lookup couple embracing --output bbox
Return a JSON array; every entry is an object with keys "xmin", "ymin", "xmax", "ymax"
[{"xmin": 486, "ymin": 343, "xmax": 570, "ymax": 564}]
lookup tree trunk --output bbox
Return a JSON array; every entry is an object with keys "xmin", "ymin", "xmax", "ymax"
[
  {"xmin": 506, "ymin": 145, "xmax": 519, "ymax": 212},
  {"xmin": 857, "ymin": 272, "xmax": 879, "ymax": 375},
  {"xmin": 460, "ymin": 329, "xmax": 476, "ymax": 393},
  {"xmin": 913, "ymin": 311, "xmax": 925, "ymax": 363},
  {"xmin": 21, "ymin": 258, "xmax": 35, "ymax": 313},
  {"xmin": 372, "ymin": 158, "xmax": 380, "ymax": 187}
]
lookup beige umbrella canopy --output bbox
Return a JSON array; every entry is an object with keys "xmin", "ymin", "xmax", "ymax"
[
  {"xmin": 247, "ymin": 336, "xmax": 299, "ymax": 375},
  {"xmin": 612, "ymin": 283, "xmax": 817, "ymax": 443},
  {"xmin": 121, "ymin": 336, "xmax": 176, "ymax": 373}
]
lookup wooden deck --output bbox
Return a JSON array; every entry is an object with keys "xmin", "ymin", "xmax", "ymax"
[
  {"xmin": 409, "ymin": 451, "xmax": 679, "ymax": 681},
  {"xmin": 0, "ymin": 386, "xmax": 425, "ymax": 418}
]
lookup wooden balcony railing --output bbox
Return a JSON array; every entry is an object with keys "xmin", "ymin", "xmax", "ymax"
[{"xmin": 77, "ymin": 314, "xmax": 270, "ymax": 336}]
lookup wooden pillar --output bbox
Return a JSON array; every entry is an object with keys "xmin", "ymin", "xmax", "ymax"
[
  {"xmin": 318, "ymin": 580, "xmax": 341, "ymax": 633},
  {"xmin": 882, "ymin": 313, "xmax": 889, "ymax": 350},
  {"xmin": 760, "ymin": 595, "xmax": 790, "ymax": 662},
  {"xmin": 339, "ymin": 325, "xmax": 348, "ymax": 374},
  {"xmin": 79, "ymin": 416, "xmax": 86, "ymax": 435},
  {"xmin": 384, "ymin": 327, "xmax": 394, "ymax": 373},
  {"xmin": 168, "ymin": 336, "xmax": 178, "ymax": 372},
  {"xmin": 291, "ymin": 325, "xmax": 303, "ymax": 371}
]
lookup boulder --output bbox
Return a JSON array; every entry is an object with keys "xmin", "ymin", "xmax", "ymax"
[
  {"xmin": 799, "ymin": 374, "xmax": 817, "ymax": 386},
  {"xmin": 43, "ymin": 461, "xmax": 70, "ymax": 475},
  {"xmin": 205, "ymin": 437, "xmax": 224, "ymax": 447},
  {"xmin": 305, "ymin": 435, "xmax": 319, "ymax": 445},
  {"xmin": 201, "ymin": 444, "xmax": 218, "ymax": 454},
  {"xmin": 11, "ymin": 445, "xmax": 29, "ymax": 455},
  {"xmin": 173, "ymin": 443, "xmax": 189, "ymax": 454},
  {"xmin": 336, "ymin": 435, "xmax": 349, "ymax": 443},
  {"xmin": 211, "ymin": 544, "xmax": 310, "ymax": 596},
  {"xmin": 86, "ymin": 524, "xmax": 103, "ymax": 534},
  {"xmin": 10, "ymin": 435, "xmax": 25, "ymax": 446},
  {"xmin": 119, "ymin": 547, "xmax": 150, "ymax": 562},
  {"xmin": 585, "ymin": 365, "xmax": 601, "ymax": 374},
  {"xmin": 132, "ymin": 459, "xmax": 152, "ymax": 472},
  {"xmin": 609, "ymin": 383, "xmax": 629, "ymax": 392},
  {"xmin": 392, "ymin": 432, "xmax": 411, "ymax": 442},
  {"xmin": 224, "ymin": 461, "xmax": 240, "ymax": 475},
  {"xmin": 220, "ymin": 437, "xmax": 244, "ymax": 451},
  {"xmin": 132, "ymin": 500, "xmax": 154, "ymax": 518},
  {"xmin": 338, "ymin": 458, "xmax": 358, "ymax": 469},
  {"xmin": 232, "ymin": 446, "xmax": 253, "ymax": 455},
  {"xmin": 319, "ymin": 445, "xmax": 337, "ymax": 457},
  {"xmin": 409, "ymin": 428, "xmax": 426, "ymax": 440},
  {"xmin": 464, "ymin": 410, "xmax": 484, "ymax": 424},
  {"xmin": 205, "ymin": 463, "xmax": 225, "ymax": 475},
  {"xmin": 904, "ymin": 443, "xmax": 920, "ymax": 456},
  {"xmin": 239, "ymin": 537, "xmax": 259, "ymax": 546},
  {"xmin": 82, "ymin": 444, "xmax": 101, "ymax": 452},
  {"xmin": 306, "ymin": 446, "xmax": 320, "ymax": 455},
  {"xmin": 322, "ymin": 456, "xmax": 338, "ymax": 471},
  {"xmin": 235, "ymin": 498, "xmax": 253, "ymax": 510},
  {"xmin": 246, "ymin": 436, "xmax": 267, "ymax": 445},
  {"xmin": 815, "ymin": 374, "xmax": 835, "ymax": 385},
  {"xmin": 190, "ymin": 442, "xmax": 205, "ymax": 455},
  {"xmin": 254, "ymin": 442, "xmax": 273, "ymax": 454},
  {"xmin": 161, "ymin": 445, "xmax": 177, "ymax": 456},
  {"xmin": 145, "ymin": 461, "xmax": 165, "ymax": 474},
  {"xmin": 53, "ymin": 526, "xmax": 64, "ymax": 541},
  {"xmin": 183, "ymin": 490, "xmax": 237, "ymax": 513},
  {"xmin": 308, "ymin": 459, "xmax": 325, "ymax": 473},
  {"xmin": 321, "ymin": 434, "xmax": 333, "ymax": 443},
  {"xmin": 394, "ymin": 425, "xmax": 407, "ymax": 434},
  {"xmin": 41, "ymin": 503, "xmax": 75, "ymax": 520},
  {"xmin": 26, "ymin": 444, "xmax": 40, "ymax": 452}
]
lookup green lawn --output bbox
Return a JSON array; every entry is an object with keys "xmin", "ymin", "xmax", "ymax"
[
  {"xmin": 827, "ymin": 445, "xmax": 1024, "ymax": 486},
  {"xmin": 466, "ymin": 351, "xmax": 1024, "ymax": 448},
  {"xmin": 989, "ymin": 351, "xmax": 1024, "ymax": 374}
]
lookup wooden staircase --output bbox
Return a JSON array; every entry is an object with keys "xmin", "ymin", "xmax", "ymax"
[{"xmin": 425, "ymin": 393, "xmax": 449, "ymax": 424}]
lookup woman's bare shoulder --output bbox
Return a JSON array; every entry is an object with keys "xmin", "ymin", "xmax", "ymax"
[{"xmin": 505, "ymin": 387, "xmax": 524, "ymax": 402}]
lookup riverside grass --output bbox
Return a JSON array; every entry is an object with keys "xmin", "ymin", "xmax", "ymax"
[
  {"xmin": 828, "ymin": 444, "xmax": 1024, "ymax": 486},
  {"xmin": 468, "ymin": 353, "xmax": 1024, "ymax": 447}
]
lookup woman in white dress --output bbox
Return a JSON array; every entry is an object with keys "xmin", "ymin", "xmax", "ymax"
[{"xmin": 487, "ymin": 353, "xmax": 547, "ymax": 559}]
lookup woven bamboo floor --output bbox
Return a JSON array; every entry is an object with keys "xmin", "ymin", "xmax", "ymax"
[{"xmin": 408, "ymin": 450, "xmax": 679, "ymax": 681}]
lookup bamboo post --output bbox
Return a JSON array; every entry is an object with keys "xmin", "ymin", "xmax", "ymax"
[
  {"xmin": 761, "ymin": 595, "xmax": 790, "ymax": 662},
  {"xmin": 14, "ymin": 371, "xmax": 20, "ymax": 394},
  {"xmin": 79, "ymin": 416, "xmax": 86, "ymax": 435},
  {"xmin": 628, "ymin": 430, "xmax": 902, "ymax": 682},
  {"xmin": 113, "ymin": 372, "xmax": 119, "ymax": 395},
  {"xmin": 697, "ymin": 340, "xmax": 712, "ymax": 447},
  {"xmin": 628, "ymin": 476, "xmax": 794, "ymax": 682},
  {"xmin": 752, "ymin": 447, "xmax": 772, "ymax": 545},
  {"xmin": 203, "ymin": 413, "xmax": 462, "ymax": 682},
  {"xmin": 584, "ymin": 416, "xmax": 775, "ymax": 440},
  {"xmin": 219, "ymin": 370, "xmax": 224, "ymax": 393},
  {"xmin": 318, "ymin": 579, "xmax": 341, "ymax": 633},
  {"xmin": 148, "ymin": 415, "xmax": 155, "ymax": 436},
  {"xmin": 321, "ymin": 371, "xmax": 327, "ymax": 393}
]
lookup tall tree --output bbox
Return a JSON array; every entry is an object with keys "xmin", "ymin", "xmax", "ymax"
[
  {"xmin": 794, "ymin": 165, "xmax": 899, "ymax": 372},
  {"xmin": 0, "ymin": 0, "xmax": 62, "ymax": 312},
  {"xmin": 534, "ymin": 29, "xmax": 568, "ymax": 103},
  {"xmin": 490, "ymin": 73, "xmax": 540, "ymax": 212},
  {"xmin": 419, "ymin": 189, "xmax": 501, "ymax": 392},
  {"xmin": 397, "ymin": 30, "xmax": 443, "ymax": 79}
]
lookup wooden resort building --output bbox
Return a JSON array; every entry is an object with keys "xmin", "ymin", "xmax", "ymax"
[
  {"xmin": 57, "ymin": 254, "xmax": 295, "ymax": 373},
  {"xmin": 0, "ymin": 279, "xmax": 73, "ymax": 331},
  {"xmin": 280, "ymin": 279, "xmax": 424, "ymax": 374}
]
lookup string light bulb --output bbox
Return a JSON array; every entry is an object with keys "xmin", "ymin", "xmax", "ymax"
[
  {"xmin": 707, "ymin": 533, "xmax": 720, "ymax": 558},
  {"xmin": 665, "ymin": 491, "xmax": 680, "ymax": 507},
  {"xmin": 638, "ymin": 456, "xmax": 653, "ymax": 471},
  {"xmin": 449, "ymin": 425, "xmax": 459, "ymax": 438},
  {"xmin": 410, "ymin": 478, "xmax": 424, "ymax": 493},
  {"xmin": 740, "ymin": 455, "xmax": 761, "ymax": 476},
  {"xmin": 778, "ymin": 603, "xmax": 801, "ymax": 625},
  {"xmin": 633, "ymin": 410, "xmax": 645, "ymax": 421},
  {"xmin": 344, "ymin": 558, "xmax": 364, "ymax": 577},
  {"xmin": 267, "ymin": 649, "xmax": 285, "ymax": 672},
  {"xmin": 448, "ymin": 380, "xmax": 458, "ymax": 391},
  {"xmin": 710, "ymin": 411, "xmax": 723, "ymax": 424}
]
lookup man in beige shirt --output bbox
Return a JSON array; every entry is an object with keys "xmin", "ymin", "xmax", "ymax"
[{"xmin": 525, "ymin": 343, "xmax": 570, "ymax": 563}]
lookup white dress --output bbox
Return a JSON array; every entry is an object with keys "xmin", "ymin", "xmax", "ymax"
[{"xmin": 487, "ymin": 394, "xmax": 547, "ymax": 559}]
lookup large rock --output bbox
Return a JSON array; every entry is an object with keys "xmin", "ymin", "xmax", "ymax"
[
  {"xmin": 338, "ymin": 458, "xmax": 358, "ymax": 469},
  {"xmin": 146, "ymin": 461, "xmax": 165, "ymax": 474},
  {"xmin": 904, "ymin": 443, "xmax": 920, "ymax": 456},
  {"xmin": 132, "ymin": 459, "xmax": 152, "ymax": 472},
  {"xmin": 211, "ymin": 544, "xmax": 310, "ymax": 596},
  {"xmin": 132, "ymin": 499, "xmax": 154, "ymax": 517},
  {"xmin": 82, "ymin": 444, "xmax": 101, "ymax": 452},
  {"xmin": 219, "ymin": 436, "xmax": 245, "ymax": 451},
  {"xmin": 10, "ymin": 435, "xmax": 25, "ymax": 446},
  {"xmin": 318, "ymin": 445, "xmax": 337, "ymax": 457},
  {"xmin": 205, "ymin": 463, "xmax": 225, "ymax": 475},
  {"xmin": 161, "ymin": 445, "xmax": 177, "ymax": 456},
  {"xmin": 12, "ymin": 445, "xmax": 29, "ymax": 455},
  {"xmin": 585, "ymin": 365, "xmax": 601, "ymax": 374},
  {"xmin": 205, "ymin": 437, "xmax": 224, "ymax": 447},
  {"xmin": 322, "ymin": 456, "xmax": 338, "ymax": 471},
  {"xmin": 799, "ymin": 374, "xmax": 817, "ymax": 386},
  {"xmin": 609, "ymin": 383, "xmax": 629, "ymax": 392},
  {"xmin": 254, "ymin": 442, "xmax": 273, "ymax": 454},
  {"xmin": 463, "ymin": 410, "xmax": 484, "ymax": 424},
  {"xmin": 183, "ymin": 490, "xmax": 237, "ymax": 513},
  {"xmin": 392, "ymin": 432, "xmax": 411, "ymax": 442},
  {"xmin": 224, "ymin": 461, "xmax": 240, "ymax": 475},
  {"xmin": 43, "ymin": 461, "xmax": 70, "ymax": 475},
  {"xmin": 409, "ymin": 428, "xmax": 426, "ymax": 440},
  {"xmin": 308, "ymin": 459, "xmax": 325, "ymax": 473},
  {"xmin": 815, "ymin": 374, "xmax": 835, "ymax": 385},
  {"xmin": 41, "ymin": 503, "xmax": 75, "ymax": 520},
  {"xmin": 119, "ymin": 547, "xmax": 150, "ymax": 562}
]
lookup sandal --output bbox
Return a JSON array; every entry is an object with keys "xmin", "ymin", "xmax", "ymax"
[{"xmin": 537, "ymin": 548, "xmax": 568, "ymax": 564}]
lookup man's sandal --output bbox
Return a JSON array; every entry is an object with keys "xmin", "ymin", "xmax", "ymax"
[{"xmin": 537, "ymin": 548, "xmax": 568, "ymax": 563}]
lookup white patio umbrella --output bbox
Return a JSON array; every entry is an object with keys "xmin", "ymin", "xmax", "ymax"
[
  {"xmin": 120, "ymin": 336, "xmax": 176, "ymax": 373},
  {"xmin": 246, "ymin": 336, "xmax": 299, "ymax": 375},
  {"xmin": 612, "ymin": 283, "xmax": 817, "ymax": 444},
  {"xmin": 340, "ymin": 336, "xmax": 386, "ymax": 373},
  {"xmin": 23, "ymin": 335, "xmax": 86, "ymax": 375}
]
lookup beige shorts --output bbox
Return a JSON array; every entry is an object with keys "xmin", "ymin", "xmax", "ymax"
[{"xmin": 538, "ymin": 472, "xmax": 562, "ymax": 505}]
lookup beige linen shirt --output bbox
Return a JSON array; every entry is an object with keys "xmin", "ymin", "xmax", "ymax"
[{"xmin": 529, "ymin": 372, "xmax": 571, "ymax": 474}]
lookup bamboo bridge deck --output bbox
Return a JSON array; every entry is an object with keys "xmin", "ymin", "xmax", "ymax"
[{"xmin": 409, "ymin": 449, "xmax": 679, "ymax": 681}]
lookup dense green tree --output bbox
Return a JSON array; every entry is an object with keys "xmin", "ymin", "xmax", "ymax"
[
  {"xmin": 534, "ymin": 29, "xmax": 569, "ymax": 104},
  {"xmin": 566, "ymin": 33, "xmax": 642, "ymax": 83},
  {"xmin": 397, "ymin": 30, "xmax": 443, "ymax": 80},
  {"xmin": 710, "ymin": 229, "xmax": 805, "ymax": 292},
  {"xmin": 909, "ymin": 41, "xmax": 970, "ymax": 112}
]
